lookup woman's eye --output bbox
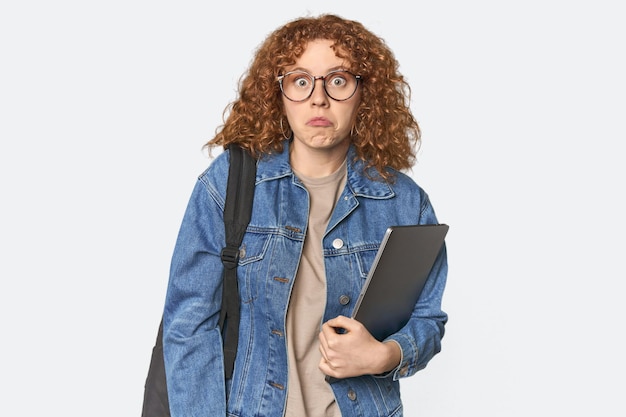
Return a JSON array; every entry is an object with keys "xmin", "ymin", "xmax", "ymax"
[
  {"xmin": 329, "ymin": 76, "xmax": 347, "ymax": 87},
  {"xmin": 294, "ymin": 77, "xmax": 310, "ymax": 88}
]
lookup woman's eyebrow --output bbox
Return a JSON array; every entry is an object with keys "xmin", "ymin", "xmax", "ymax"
[{"xmin": 286, "ymin": 65, "xmax": 348, "ymax": 74}]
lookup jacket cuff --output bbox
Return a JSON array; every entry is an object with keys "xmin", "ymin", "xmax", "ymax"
[{"xmin": 383, "ymin": 333, "xmax": 419, "ymax": 380}]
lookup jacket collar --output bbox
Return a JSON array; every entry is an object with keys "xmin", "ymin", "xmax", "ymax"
[{"xmin": 255, "ymin": 140, "xmax": 395, "ymax": 199}]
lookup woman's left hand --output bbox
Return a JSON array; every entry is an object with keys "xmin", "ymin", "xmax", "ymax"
[{"xmin": 318, "ymin": 315, "xmax": 401, "ymax": 378}]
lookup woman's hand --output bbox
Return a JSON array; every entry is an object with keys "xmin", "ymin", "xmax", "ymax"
[{"xmin": 318, "ymin": 315, "xmax": 401, "ymax": 379}]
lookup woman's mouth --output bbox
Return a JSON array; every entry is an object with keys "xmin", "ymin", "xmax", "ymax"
[{"xmin": 307, "ymin": 117, "xmax": 332, "ymax": 127}]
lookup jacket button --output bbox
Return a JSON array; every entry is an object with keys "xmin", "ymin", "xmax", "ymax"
[
  {"xmin": 332, "ymin": 238, "xmax": 344, "ymax": 249},
  {"xmin": 339, "ymin": 295, "xmax": 350, "ymax": 305},
  {"xmin": 347, "ymin": 389, "xmax": 357, "ymax": 401}
]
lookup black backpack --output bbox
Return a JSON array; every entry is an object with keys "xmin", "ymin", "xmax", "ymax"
[{"xmin": 141, "ymin": 145, "xmax": 256, "ymax": 416}]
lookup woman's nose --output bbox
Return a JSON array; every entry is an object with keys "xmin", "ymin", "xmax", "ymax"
[{"xmin": 310, "ymin": 78, "xmax": 330, "ymax": 106}]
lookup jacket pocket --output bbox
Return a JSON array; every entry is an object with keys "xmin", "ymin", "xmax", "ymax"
[
  {"xmin": 353, "ymin": 245, "xmax": 381, "ymax": 279},
  {"xmin": 236, "ymin": 232, "xmax": 272, "ymax": 302},
  {"xmin": 238, "ymin": 232, "xmax": 271, "ymax": 266}
]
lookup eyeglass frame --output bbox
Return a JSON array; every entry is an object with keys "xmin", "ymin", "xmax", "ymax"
[{"xmin": 277, "ymin": 69, "xmax": 362, "ymax": 102}]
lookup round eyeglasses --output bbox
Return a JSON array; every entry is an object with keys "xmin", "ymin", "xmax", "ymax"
[{"xmin": 277, "ymin": 69, "xmax": 361, "ymax": 102}]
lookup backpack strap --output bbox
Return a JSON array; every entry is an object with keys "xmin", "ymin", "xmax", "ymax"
[
  {"xmin": 218, "ymin": 145, "xmax": 256, "ymax": 379},
  {"xmin": 141, "ymin": 146, "xmax": 256, "ymax": 416}
]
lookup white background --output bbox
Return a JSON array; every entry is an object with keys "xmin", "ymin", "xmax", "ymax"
[{"xmin": 1, "ymin": 1, "xmax": 624, "ymax": 416}]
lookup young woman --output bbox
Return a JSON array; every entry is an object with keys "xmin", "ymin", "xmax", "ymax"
[{"xmin": 162, "ymin": 14, "xmax": 448, "ymax": 417}]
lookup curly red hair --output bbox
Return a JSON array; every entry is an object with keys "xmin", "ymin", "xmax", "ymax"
[{"xmin": 207, "ymin": 14, "xmax": 421, "ymax": 179}]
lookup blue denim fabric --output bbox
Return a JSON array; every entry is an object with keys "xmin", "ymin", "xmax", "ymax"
[{"xmin": 163, "ymin": 140, "xmax": 448, "ymax": 417}]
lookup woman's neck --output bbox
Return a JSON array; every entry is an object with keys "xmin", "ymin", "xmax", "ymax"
[{"xmin": 289, "ymin": 141, "xmax": 350, "ymax": 178}]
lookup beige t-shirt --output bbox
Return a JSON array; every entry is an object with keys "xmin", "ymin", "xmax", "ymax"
[{"xmin": 285, "ymin": 160, "xmax": 347, "ymax": 417}]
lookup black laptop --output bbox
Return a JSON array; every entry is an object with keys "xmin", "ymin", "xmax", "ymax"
[{"xmin": 351, "ymin": 224, "xmax": 449, "ymax": 341}]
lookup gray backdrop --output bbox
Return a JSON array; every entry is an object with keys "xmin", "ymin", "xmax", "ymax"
[{"xmin": 1, "ymin": 1, "xmax": 624, "ymax": 415}]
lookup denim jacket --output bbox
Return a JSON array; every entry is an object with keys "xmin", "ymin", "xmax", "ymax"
[{"xmin": 163, "ymin": 141, "xmax": 448, "ymax": 417}]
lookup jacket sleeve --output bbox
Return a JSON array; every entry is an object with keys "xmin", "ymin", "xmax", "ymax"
[
  {"xmin": 384, "ymin": 191, "xmax": 449, "ymax": 380},
  {"xmin": 162, "ymin": 169, "xmax": 228, "ymax": 416}
]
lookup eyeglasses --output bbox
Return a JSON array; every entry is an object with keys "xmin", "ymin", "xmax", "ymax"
[{"xmin": 277, "ymin": 69, "xmax": 361, "ymax": 102}]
